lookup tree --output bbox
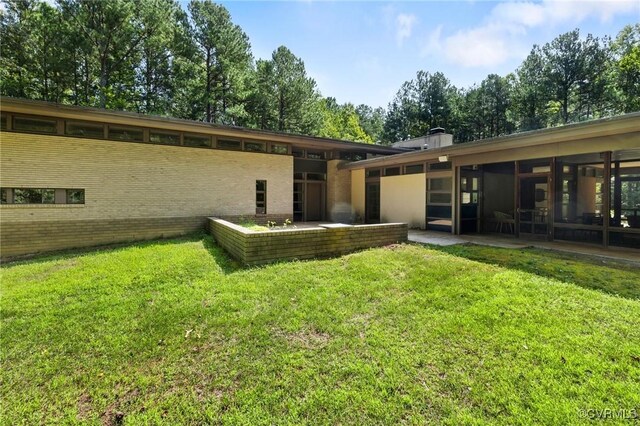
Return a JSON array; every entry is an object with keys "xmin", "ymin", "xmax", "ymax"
[
  {"xmin": 541, "ymin": 29, "xmax": 609, "ymax": 124},
  {"xmin": 610, "ymin": 24, "xmax": 640, "ymax": 113},
  {"xmin": 58, "ymin": 0, "xmax": 157, "ymax": 109},
  {"xmin": 188, "ymin": 0, "xmax": 252, "ymax": 124},
  {"xmin": 248, "ymin": 46, "xmax": 321, "ymax": 134},
  {"xmin": 355, "ymin": 104, "xmax": 385, "ymax": 143},
  {"xmin": 318, "ymin": 98, "xmax": 372, "ymax": 143},
  {"xmin": 381, "ymin": 71, "xmax": 458, "ymax": 143},
  {"xmin": 513, "ymin": 45, "xmax": 550, "ymax": 131}
]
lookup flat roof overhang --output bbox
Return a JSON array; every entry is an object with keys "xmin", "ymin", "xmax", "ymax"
[
  {"xmin": 0, "ymin": 97, "xmax": 403, "ymax": 155},
  {"xmin": 343, "ymin": 112, "xmax": 640, "ymax": 170}
]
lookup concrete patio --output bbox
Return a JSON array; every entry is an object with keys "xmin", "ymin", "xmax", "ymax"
[{"xmin": 409, "ymin": 230, "xmax": 640, "ymax": 265}]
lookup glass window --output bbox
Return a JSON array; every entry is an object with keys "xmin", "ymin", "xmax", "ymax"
[
  {"xmin": 292, "ymin": 149, "xmax": 304, "ymax": 158},
  {"xmin": 428, "ymin": 161, "xmax": 452, "ymax": 171},
  {"xmin": 1, "ymin": 114, "xmax": 7, "ymax": 130},
  {"xmin": 66, "ymin": 189, "xmax": 85, "ymax": 204},
  {"xmin": 307, "ymin": 151, "xmax": 325, "ymax": 160},
  {"xmin": 65, "ymin": 121, "xmax": 105, "ymax": 139},
  {"xmin": 256, "ymin": 180, "xmax": 267, "ymax": 214},
  {"xmin": 429, "ymin": 177, "xmax": 452, "ymax": 191},
  {"xmin": 1, "ymin": 188, "xmax": 8, "ymax": 204},
  {"xmin": 385, "ymin": 167, "xmax": 401, "ymax": 176},
  {"xmin": 108, "ymin": 126, "xmax": 144, "ymax": 142},
  {"xmin": 183, "ymin": 134, "xmax": 211, "ymax": 148},
  {"xmin": 405, "ymin": 164, "xmax": 424, "ymax": 174},
  {"xmin": 270, "ymin": 143, "xmax": 289, "ymax": 154},
  {"xmin": 366, "ymin": 169, "xmax": 381, "ymax": 178},
  {"xmin": 149, "ymin": 131, "xmax": 180, "ymax": 145},
  {"xmin": 429, "ymin": 192, "xmax": 452, "ymax": 204},
  {"xmin": 217, "ymin": 139, "xmax": 242, "ymax": 150},
  {"xmin": 244, "ymin": 141, "xmax": 266, "ymax": 152},
  {"xmin": 13, "ymin": 116, "xmax": 57, "ymax": 134},
  {"xmin": 306, "ymin": 173, "xmax": 326, "ymax": 181},
  {"xmin": 13, "ymin": 188, "xmax": 55, "ymax": 204},
  {"xmin": 520, "ymin": 159, "xmax": 551, "ymax": 174}
]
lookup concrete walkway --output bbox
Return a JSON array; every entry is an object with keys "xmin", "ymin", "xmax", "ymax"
[{"xmin": 408, "ymin": 230, "xmax": 640, "ymax": 265}]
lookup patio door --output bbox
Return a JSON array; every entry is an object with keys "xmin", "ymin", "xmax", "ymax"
[
  {"xmin": 365, "ymin": 182, "xmax": 380, "ymax": 223},
  {"xmin": 518, "ymin": 175, "xmax": 550, "ymax": 239}
]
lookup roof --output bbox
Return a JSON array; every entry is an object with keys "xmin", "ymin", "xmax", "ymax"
[
  {"xmin": 0, "ymin": 97, "xmax": 403, "ymax": 155},
  {"xmin": 343, "ymin": 112, "xmax": 640, "ymax": 170}
]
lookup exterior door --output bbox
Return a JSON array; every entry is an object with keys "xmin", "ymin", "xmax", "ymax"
[
  {"xmin": 306, "ymin": 183, "xmax": 323, "ymax": 221},
  {"xmin": 365, "ymin": 182, "xmax": 380, "ymax": 223},
  {"xmin": 518, "ymin": 175, "xmax": 550, "ymax": 238}
]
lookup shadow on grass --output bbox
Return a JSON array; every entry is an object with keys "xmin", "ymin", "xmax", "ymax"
[
  {"xmin": 201, "ymin": 234, "xmax": 244, "ymax": 274},
  {"xmin": 1, "ymin": 232, "xmax": 245, "ymax": 274},
  {"xmin": 424, "ymin": 243, "xmax": 640, "ymax": 300}
]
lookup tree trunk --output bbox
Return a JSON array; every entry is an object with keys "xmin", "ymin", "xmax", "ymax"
[{"xmin": 206, "ymin": 48, "xmax": 212, "ymax": 122}]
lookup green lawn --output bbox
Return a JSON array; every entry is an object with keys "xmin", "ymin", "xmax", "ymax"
[{"xmin": 1, "ymin": 235, "xmax": 639, "ymax": 425}]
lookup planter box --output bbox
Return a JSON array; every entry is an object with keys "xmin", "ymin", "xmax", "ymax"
[{"xmin": 208, "ymin": 218, "xmax": 408, "ymax": 265}]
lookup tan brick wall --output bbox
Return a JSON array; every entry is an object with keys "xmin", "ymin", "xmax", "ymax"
[
  {"xmin": 210, "ymin": 218, "xmax": 408, "ymax": 265},
  {"xmin": 351, "ymin": 169, "xmax": 366, "ymax": 222},
  {"xmin": 326, "ymin": 159, "xmax": 354, "ymax": 223},
  {"xmin": 0, "ymin": 131, "xmax": 293, "ymax": 257},
  {"xmin": 0, "ymin": 132, "xmax": 293, "ymax": 222},
  {"xmin": 0, "ymin": 216, "xmax": 205, "ymax": 259}
]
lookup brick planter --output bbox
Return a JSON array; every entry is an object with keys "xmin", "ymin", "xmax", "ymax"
[{"xmin": 208, "ymin": 218, "xmax": 408, "ymax": 265}]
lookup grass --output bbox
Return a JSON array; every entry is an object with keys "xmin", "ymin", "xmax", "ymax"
[
  {"xmin": 1, "ymin": 234, "xmax": 639, "ymax": 425},
  {"xmin": 433, "ymin": 244, "xmax": 640, "ymax": 300}
]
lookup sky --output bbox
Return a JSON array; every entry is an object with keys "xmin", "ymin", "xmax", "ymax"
[{"xmin": 218, "ymin": 1, "xmax": 639, "ymax": 109}]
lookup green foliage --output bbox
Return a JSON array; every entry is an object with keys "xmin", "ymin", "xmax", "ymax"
[
  {"xmin": 0, "ymin": 3, "xmax": 636, "ymax": 144},
  {"xmin": 318, "ymin": 98, "xmax": 372, "ymax": 143},
  {"xmin": 1, "ymin": 237, "xmax": 639, "ymax": 423}
]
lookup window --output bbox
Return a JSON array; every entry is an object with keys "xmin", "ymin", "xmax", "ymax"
[
  {"xmin": 149, "ymin": 131, "xmax": 180, "ymax": 145},
  {"xmin": 66, "ymin": 189, "xmax": 85, "ymax": 204},
  {"xmin": 13, "ymin": 116, "xmax": 57, "ymax": 134},
  {"xmin": 108, "ymin": 125, "xmax": 144, "ymax": 142},
  {"xmin": 184, "ymin": 134, "xmax": 211, "ymax": 148},
  {"xmin": 292, "ymin": 149, "xmax": 305, "ymax": 158},
  {"xmin": 217, "ymin": 139, "xmax": 242, "ymax": 150},
  {"xmin": 256, "ymin": 180, "xmax": 267, "ymax": 214},
  {"xmin": 428, "ymin": 161, "xmax": 452, "ymax": 171},
  {"xmin": 339, "ymin": 151, "xmax": 366, "ymax": 161},
  {"xmin": 384, "ymin": 167, "xmax": 401, "ymax": 176},
  {"xmin": 270, "ymin": 143, "xmax": 289, "ymax": 155},
  {"xmin": 13, "ymin": 188, "xmax": 55, "ymax": 204},
  {"xmin": 244, "ymin": 141, "xmax": 266, "ymax": 152},
  {"xmin": 307, "ymin": 151, "xmax": 325, "ymax": 160},
  {"xmin": 1, "ymin": 113, "xmax": 7, "ymax": 130},
  {"xmin": 65, "ymin": 121, "xmax": 105, "ymax": 139},
  {"xmin": 366, "ymin": 169, "xmax": 381, "ymax": 178},
  {"xmin": 405, "ymin": 164, "xmax": 424, "ymax": 174},
  {"xmin": 1, "ymin": 188, "xmax": 84, "ymax": 205},
  {"xmin": 306, "ymin": 173, "xmax": 326, "ymax": 181}
]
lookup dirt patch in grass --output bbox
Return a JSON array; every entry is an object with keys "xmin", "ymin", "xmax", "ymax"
[{"xmin": 274, "ymin": 328, "xmax": 331, "ymax": 349}]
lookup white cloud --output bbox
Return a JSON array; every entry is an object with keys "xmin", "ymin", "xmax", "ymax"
[
  {"xmin": 421, "ymin": 0, "xmax": 639, "ymax": 68},
  {"xmin": 396, "ymin": 13, "xmax": 417, "ymax": 47}
]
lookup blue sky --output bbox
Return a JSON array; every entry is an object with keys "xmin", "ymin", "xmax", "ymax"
[{"xmin": 218, "ymin": 1, "xmax": 639, "ymax": 108}]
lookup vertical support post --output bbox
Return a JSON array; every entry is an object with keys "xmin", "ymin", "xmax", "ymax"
[
  {"xmin": 514, "ymin": 161, "xmax": 520, "ymax": 238},
  {"xmin": 548, "ymin": 158, "xmax": 555, "ymax": 242},
  {"xmin": 454, "ymin": 164, "xmax": 461, "ymax": 235},
  {"xmin": 613, "ymin": 160, "xmax": 622, "ymax": 227},
  {"xmin": 603, "ymin": 151, "xmax": 611, "ymax": 248}
]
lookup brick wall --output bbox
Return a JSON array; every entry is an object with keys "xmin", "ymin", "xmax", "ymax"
[
  {"xmin": 0, "ymin": 131, "xmax": 294, "ymax": 258},
  {"xmin": 209, "ymin": 218, "xmax": 408, "ymax": 265},
  {"xmin": 326, "ymin": 159, "xmax": 354, "ymax": 223}
]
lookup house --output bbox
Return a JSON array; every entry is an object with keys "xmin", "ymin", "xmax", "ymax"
[{"xmin": 1, "ymin": 97, "xmax": 639, "ymax": 259}]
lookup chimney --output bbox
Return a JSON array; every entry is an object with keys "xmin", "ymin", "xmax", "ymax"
[{"xmin": 391, "ymin": 128, "xmax": 453, "ymax": 150}]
